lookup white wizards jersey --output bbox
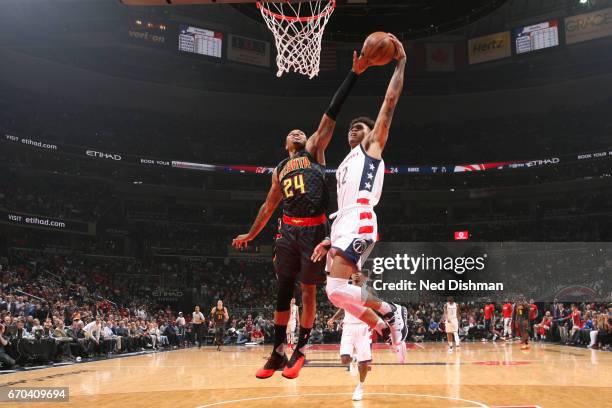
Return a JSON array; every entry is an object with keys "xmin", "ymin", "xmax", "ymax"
[
  {"xmin": 336, "ymin": 144, "xmax": 385, "ymax": 210},
  {"xmin": 446, "ymin": 302, "xmax": 458, "ymax": 321}
]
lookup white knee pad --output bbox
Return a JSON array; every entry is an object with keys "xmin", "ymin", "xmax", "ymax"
[
  {"xmin": 326, "ymin": 277, "xmax": 349, "ymax": 307},
  {"xmin": 326, "ymin": 277, "xmax": 368, "ymax": 320}
]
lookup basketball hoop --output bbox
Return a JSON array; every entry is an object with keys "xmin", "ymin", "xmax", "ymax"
[{"xmin": 257, "ymin": 0, "xmax": 336, "ymax": 79}]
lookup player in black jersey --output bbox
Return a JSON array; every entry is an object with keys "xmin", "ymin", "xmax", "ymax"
[
  {"xmin": 211, "ymin": 300, "xmax": 229, "ymax": 351},
  {"xmin": 232, "ymin": 53, "xmax": 372, "ymax": 380}
]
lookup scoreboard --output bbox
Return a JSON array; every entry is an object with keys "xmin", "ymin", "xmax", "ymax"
[
  {"xmin": 514, "ymin": 20, "xmax": 559, "ymax": 54},
  {"xmin": 178, "ymin": 25, "xmax": 222, "ymax": 58}
]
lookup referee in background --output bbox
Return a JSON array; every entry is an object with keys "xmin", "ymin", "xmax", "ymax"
[{"xmin": 192, "ymin": 305, "xmax": 206, "ymax": 348}]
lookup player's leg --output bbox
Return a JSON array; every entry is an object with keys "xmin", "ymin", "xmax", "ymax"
[
  {"xmin": 327, "ymin": 250, "xmax": 407, "ymax": 343},
  {"xmin": 340, "ymin": 326, "xmax": 354, "ymax": 371},
  {"xmin": 283, "ymin": 283, "xmax": 316, "ymax": 378},
  {"xmin": 504, "ymin": 317, "xmax": 512, "ymax": 339},
  {"xmin": 297, "ymin": 282, "xmax": 317, "ymax": 348},
  {"xmin": 352, "ymin": 326, "xmax": 372, "ymax": 401},
  {"xmin": 256, "ymin": 280, "xmax": 293, "ymax": 378},
  {"xmin": 216, "ymin": 327, "xmax": 224, "ymax": 351},
  {"xmin": 256, "ymin": 235, "xmax": 298, "ymax": 378},
  {"xmin": 326, "ymin": 256, "xmax": 387, "ymax": 329},
  {"xmin": 282, "ymin": 226, "xmax": 325, "ymax": 379},
  {"xmin": 520, "ymin": 320, "xmax": 530, "ymax": 349},
  {"xmin": 447, "ymin": 331, "xmax": 454, "ymax": 352}
]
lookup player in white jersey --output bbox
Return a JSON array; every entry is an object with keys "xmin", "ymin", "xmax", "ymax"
[
  {"xmin": 327, "ymin": 272, "xmax": 372, "ymax": 401},
  {"xmin": 286, "ymin": 298, "xmax": 299, "ymax": 350},
  {"xmin": 443, "ymin": 297, "xmax": 461, "ymax": 353},
  {"xmin": 313, "ymin": 34, "xmax": 409, "ymax": 363}
]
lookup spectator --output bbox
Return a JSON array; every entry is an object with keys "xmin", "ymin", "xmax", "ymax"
[{"xmin": 0, "ymin": 324, "xmax": 15, "ymax": 368}]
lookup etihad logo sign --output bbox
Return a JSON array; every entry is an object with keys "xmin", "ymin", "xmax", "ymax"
[
  {"xmin": 86, "ymin": 150, "xmax": 122, "ymax": 161},
  {"xmin": 565, "ymin": 7, "xmax": 612, "ymax": 44},
  {"xmin": 468, "ymin": 31, "xmax": 511, "ymax": 65},
  {"xmin": 525, "ymin": 157, "xmax": 560, "ymax": 167}
]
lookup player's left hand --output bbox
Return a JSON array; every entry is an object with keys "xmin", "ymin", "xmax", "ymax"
[
  {"xmin": 351, "ymin": 50, "xmax": 370, "ymax": 75},
  {"xmin": 232, "ymin": 234, "xmax": 251, "ymax": 249},
  {"xmin": 387, "ymin": 33, "xmax": 406, "ymax": 61},
  {"xmin": 311, "ymin": 238, "xmax": 331, "ymax": 262}
]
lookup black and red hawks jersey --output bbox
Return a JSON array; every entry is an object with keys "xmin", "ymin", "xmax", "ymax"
[{"xmin": 275, "ymin": 150, "xmax": 328, "ymax": 218}]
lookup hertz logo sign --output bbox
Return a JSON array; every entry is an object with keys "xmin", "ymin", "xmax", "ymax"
[
  {"xmin": 468, "ymin": 31, "xmax": 511, "ymax": 65},
  {"xmin": 565, "ymin": 8, "xmax": 612, "ymax": 44}
]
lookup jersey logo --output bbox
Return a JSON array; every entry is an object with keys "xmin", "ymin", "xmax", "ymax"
[
  {"xmin": 279, "ymin": 155, "xmax": 312, "ymax": 181},
  {"xmin": 352, "ymin": 238, "xmax": 368, "ymax": 254}
]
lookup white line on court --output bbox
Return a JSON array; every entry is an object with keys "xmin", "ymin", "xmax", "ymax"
[{"xmin": 195, "ymin": 392, "xmax": 490, "ymax": 408}]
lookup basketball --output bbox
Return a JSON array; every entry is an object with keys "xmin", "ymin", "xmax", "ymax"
[{"xmin": 361, "ymin": 31, "xmax": 396, "ymax": 66}]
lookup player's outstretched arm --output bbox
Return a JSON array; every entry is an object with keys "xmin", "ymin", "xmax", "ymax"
[
  {"xmin": 232, "ymin": 169, "xmax": 283, "ymax": 248},
  {"xmin": 307, "ymin": 51, "xmax": 371, "ymax": 165},
  {"xmin": 364, "ymin": 35, "xmax": 406, "ymax": 160}
]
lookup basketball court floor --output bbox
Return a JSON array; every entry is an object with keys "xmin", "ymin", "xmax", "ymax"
[{"xmin": 1, "ymin": 342, "xmax": 610, "ymax": 407}]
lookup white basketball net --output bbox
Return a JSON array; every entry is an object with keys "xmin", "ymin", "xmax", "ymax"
[{"xmin": 257, "ymin": 0, "xmax": 336, "ymax": 79}]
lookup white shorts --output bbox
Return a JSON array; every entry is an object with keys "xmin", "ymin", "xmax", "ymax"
[
  {"xmin": 287, "ymin": 322, "xmax": 296, "ymax": 334},
  {"xmin": 327, "ymin": 208, "xmax": 378, "ymax": 271},
  {"xmin": 446, "ymin": 319, "xmax": 458, "ymax": 333},
  {"xmin": 340, "ymin": 323, "xmax": 372, "ymax": 362}
]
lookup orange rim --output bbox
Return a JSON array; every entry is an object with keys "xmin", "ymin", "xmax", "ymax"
[{"xmin": 257, "ymin": 0, "xmax": 335, "ymax": 23}]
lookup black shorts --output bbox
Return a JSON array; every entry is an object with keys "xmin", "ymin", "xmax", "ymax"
[{"xmin": 274, "ymin": 222, "xmax": 329, "ymax": 286}]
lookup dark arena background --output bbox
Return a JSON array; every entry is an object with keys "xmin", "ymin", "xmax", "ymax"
[{"xmin": 0, "ymin": 0, "xmax": 611, "ymax": 407}]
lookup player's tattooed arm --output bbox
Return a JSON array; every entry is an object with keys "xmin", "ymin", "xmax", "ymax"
[
  {"xmin": 365, "ymin": 34, "xmax": 406, "ymax": 160},
  {"xmin": 232, "ymin": 169, "xmax": 283, "ymax": 248}
]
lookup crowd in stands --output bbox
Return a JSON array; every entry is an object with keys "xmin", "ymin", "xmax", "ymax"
[
  {"xmin": 400, "ymin": 301, "xmax": 612, "ymax": 349},
  {"xmin": 0, "ymin": 177, "xmax": 110, "ymax": 222},
  {"xmin": 0, "ymin": 246, "xmax": 610, "ymax": 371}
]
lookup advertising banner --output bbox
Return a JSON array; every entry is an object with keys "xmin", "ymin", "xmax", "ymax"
[
  {"xmin": 0, "ymin": 210, "xmax": 93, "ymax": 234},
  {"xmin": 566, "ymin": 7, "xmax": 612, "ymax": 44},
  {"xmin": 227, "ymin": 34, "xmax": 270, "ymax": 67},
  {"xmin": 468, "ymin": 31, "xmax": 511, "ymax": 64}
]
